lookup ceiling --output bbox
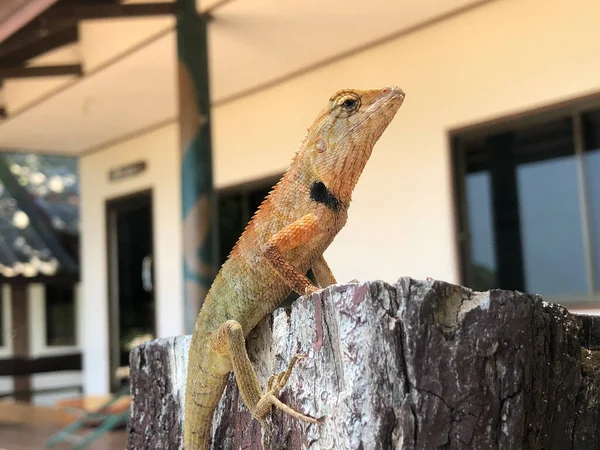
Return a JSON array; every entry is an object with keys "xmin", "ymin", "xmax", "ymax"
[{"xmin": 0, "ymin": 0, "xmax": 489, "ymax": 154}]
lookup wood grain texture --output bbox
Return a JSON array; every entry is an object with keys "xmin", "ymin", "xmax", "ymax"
[{"xmin": 128, "ymin": 278, "xmax": 600, "ymax": 449}]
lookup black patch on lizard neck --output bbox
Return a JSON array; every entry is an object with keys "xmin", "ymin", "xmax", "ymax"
[{"xmin": 310, "ymin": 181, "xmax": 341, "ymax": 212}]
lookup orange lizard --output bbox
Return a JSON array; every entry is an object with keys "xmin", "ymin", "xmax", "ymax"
[{"xmin": 184, "ymin": 86, "xmax": 405, "ymax": 449}]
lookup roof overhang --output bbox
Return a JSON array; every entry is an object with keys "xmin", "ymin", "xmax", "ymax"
[{"xmin": 0, "ymin": 0, "xmax": 492, "ymax": 155}]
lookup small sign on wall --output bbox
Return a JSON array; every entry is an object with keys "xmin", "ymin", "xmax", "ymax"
[{"xmin": 108, "ymin": 161, "xmax": 147, "ymax": 182}]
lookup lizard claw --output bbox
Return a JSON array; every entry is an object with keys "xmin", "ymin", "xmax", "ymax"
[
  {"xmin": 267, "ymin": 353, "xmax": 306, "ymax": 393},
  {"xmin": 304, "ymin": 284, "xmax": 319, "ymax": 295}
]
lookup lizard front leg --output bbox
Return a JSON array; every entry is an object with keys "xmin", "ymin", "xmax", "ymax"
[
  {"xmin": 265, "ymin": 216, "xmax": 337, "ymax": 354},
  {"xmin": 263, "ymin": 213, "xmax": 321, "ymax": 295},
  {"xmin": 311, "ymin": 254, "xmax": 337, "ymax": 288}
]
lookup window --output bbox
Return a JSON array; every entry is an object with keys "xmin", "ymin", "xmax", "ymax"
[
  {"xmin": 454, "ymin": 106, "xmax": 600, "ymax": 303},
  {"xmin": 45, "ymin": 284, "xmax": 76, "ymax": 346},
  {"xmin": 583, "ymin": 110, "xmax": 600, "ymax": 286},
  {"xmin": 218, "ymin": 181, "xmax": 273, "ymax": 266}
]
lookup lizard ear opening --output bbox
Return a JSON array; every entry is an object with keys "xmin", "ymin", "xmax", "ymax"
[{"xmin": 315, "ymin": 138, "xmax": 327, "ymax": 153}]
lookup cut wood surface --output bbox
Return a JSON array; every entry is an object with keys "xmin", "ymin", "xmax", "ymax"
[{"xmin": 127, "ymin": 278, "xmax": 600, "ymax": 449}]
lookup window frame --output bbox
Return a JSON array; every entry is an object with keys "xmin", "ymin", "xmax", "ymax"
[
  {"xmin": 29, "ymin": 282, "xmax": 80, "ymax": 357},
  {"xmin": 450, "ymin": 94, "xmax": 600, "ymax": 308},
  {"xmin": 44, "ymin": 282, "xmax": 78, "ymax": 348}
]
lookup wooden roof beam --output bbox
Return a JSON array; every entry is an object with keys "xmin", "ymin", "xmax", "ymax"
[
  {"xmin": 50, "ymin": 2, "xmax": 183, "ymax": 21},
  {"xmin": 0, "ymin": 26, "xmax": 79, "ymax": 64},
  {"xmin": 0, "ymin": 63, "xmax": 82, "ymax": 78}
]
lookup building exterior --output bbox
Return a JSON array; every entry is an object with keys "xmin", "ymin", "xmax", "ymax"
[
  {"xmin": 0, "ymin": 151, "xmax": 81, "ymax": 405},
  {"xmin": 0, "ymin": 0, "xmax": 598, "ymax": 400}
]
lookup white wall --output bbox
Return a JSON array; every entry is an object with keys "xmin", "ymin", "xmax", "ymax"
[
  {"xmin": 79, "ymin": 16, "xmax": 174, "ymax": 73},
  {"xmin": 79, "ymin": 122, "xmax": 183, "ymax": 395},
  {"xmin": 211, "ymin": 0, "xmax": 600, "ymax": 287}
]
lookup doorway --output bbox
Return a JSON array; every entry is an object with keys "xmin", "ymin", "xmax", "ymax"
[{"xmin": 106, "ymin": 190, "xmax": 155, "ymax": 392}]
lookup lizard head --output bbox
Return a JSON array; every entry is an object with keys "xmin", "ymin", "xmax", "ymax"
[{"xmin": 304, "ymin": 86, "xmax": 405, "ymax": 208}]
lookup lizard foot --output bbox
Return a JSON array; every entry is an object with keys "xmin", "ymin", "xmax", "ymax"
[{"xmin": 254, "ymin": 354, "xmax": 321, "ymax": 424}]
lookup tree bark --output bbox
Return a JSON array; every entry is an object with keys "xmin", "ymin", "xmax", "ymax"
[{"xmin": 127, "ymin": 278, "xmax": 600, "ymax": 449}]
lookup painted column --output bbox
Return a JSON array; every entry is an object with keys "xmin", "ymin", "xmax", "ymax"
[{"xmin": 176, "ymin": 0, "xmax": 218, "ymax": 333}]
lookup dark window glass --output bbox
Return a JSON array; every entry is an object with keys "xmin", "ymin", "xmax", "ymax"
[
  {"xmin": 460, "ymin": 116, "xmax": 589, "ymax": 295},
  {"xmin": 45, "ymin": 284, "xmax": 76, "ymax": 346},
  {"xmin": 218, "ymin": 182, "xmax": 274, "ymax": 266},
  {"xmin": 583, "ymin": 110, "xmax": 600, "ymax": 288},
  {"xmin": 218, "ymin": 193, "xmax": 244, "ymax": 266},
  {"xmin": 465, "ymin": 171, "xmax": 497, "ymax": 291},
  {"xmin": 516, "ymin": 156, "xmax": 587, "ymax": 294},
  {"xmin": 248, "ymin": 185, "xmax": 271, "ymax": 213}
]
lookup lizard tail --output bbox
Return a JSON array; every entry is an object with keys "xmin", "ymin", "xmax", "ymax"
[{"xmin": 184, "ymin": 341, "xmax": 229, "ymax": 450}]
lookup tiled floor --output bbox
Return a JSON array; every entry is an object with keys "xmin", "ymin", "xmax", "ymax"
[{"xmin": 0, "ymin": 422, "xmax": 128, "ymax": 450}]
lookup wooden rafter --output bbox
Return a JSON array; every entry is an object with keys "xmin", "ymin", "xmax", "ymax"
[
  {"xmin": 49, "ymin": 1, "xmax": 181, "ymax": 21},
  {"xmin": 0, "ymin": 1, "xmax": 198, "ymax": 68},
  {"xmin": 0, "ymin": 25, "xmax": 78, "ymax": 64},
  {"xmin": 0, "ymin": 63, "xmax": 82, "ymax": 78}
]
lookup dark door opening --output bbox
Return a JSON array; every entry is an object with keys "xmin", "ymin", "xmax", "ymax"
[{"xmin": 106, "ymin": 190, "xmax": 155, "ymax": 392}]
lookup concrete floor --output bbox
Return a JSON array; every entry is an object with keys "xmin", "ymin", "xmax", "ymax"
[{"xmin": 0, "ymin": 422, "xmax": 128, "ymax": 450}]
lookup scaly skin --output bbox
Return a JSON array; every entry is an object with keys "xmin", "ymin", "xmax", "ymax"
[{"xmin": 184, "ymin": 86, "xmax": 405, "ymax": 449}]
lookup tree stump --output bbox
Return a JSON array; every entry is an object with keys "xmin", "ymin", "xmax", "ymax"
[{"xmin": 127, "ymin": 278, "xmax": 600, "ymax": 449}]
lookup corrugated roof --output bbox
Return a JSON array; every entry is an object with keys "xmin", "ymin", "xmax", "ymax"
[{"xmin": 0, "ymin": 152, "xmax": 79, "ymax": 278}]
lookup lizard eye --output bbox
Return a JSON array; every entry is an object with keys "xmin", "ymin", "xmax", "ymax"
[
  {"xmin": 341, "ymin": 98, "xmax": 357, "ymax": 110},
  {"xmin": 332, "ymin": 92, "xmax": 361, "ymax": 117}
]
